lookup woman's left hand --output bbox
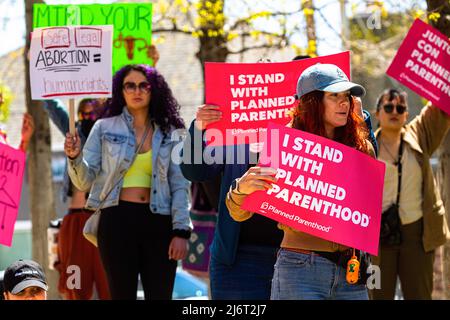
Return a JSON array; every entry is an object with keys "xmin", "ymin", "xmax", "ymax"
[
  {"xmin": 168, "ymin": 237, "xmax": 188, "ymax": 261},
  {"xmin": 21, "ymin": 113, "xmax": 35, "ymax": 143},
  {"xmin": 19, "ymin": 113, "xmax": 35, "ymax": 151},
  {"xmin": 353, "ymin": 96, "xmax": 364, "ymax": 119}
]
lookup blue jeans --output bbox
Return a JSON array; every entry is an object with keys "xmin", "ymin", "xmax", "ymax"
[
  {"xmin": 209, "ymin": 244, "xmax": 278, "ymax": 300},
  {"xmin": 271, "ymin": 249, "xmax": 369, "ymax": 300}
]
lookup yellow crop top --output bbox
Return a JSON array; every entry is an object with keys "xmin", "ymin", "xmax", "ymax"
[{"xmin": 122, "ymin": 149, "xmax": 152, "ymax": 188}]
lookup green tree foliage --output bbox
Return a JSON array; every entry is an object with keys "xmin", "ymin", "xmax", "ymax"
[
  {"xmin": 152, "ymin": 0, "xmax": 302, "ymax": 64},
  {"xmin": 0, "ymin": 82, "xmax": 12, "ymax": 122}
]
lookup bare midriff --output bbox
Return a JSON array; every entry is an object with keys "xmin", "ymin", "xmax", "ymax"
[
  {"xmin": 120, "ymin": 187, "xmax": 151, "ymax": 203},
  {"xmin": 70, "ymin": 188, "xmax": 88, "ymax": 209}
]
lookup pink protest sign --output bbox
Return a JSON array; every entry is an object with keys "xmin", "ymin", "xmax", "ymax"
[
  {"xmin": 0, "ymin": 143, "xmax": 26, "ymax": 247},
  {"xmin": 205, "ymin": 51, "xmax": 351, "ymax": 146},
  {"xmin": 387, "ymin": 19, "xmax": 450, "ymax": 115},
  {"xmin": 241, "ymin": 123, "xmax": 385, "ymax": 255}
]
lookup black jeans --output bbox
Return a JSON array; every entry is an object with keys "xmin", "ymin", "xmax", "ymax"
[{"xmin": 98, "ymin": 201, "xmax": 176, "ymax": 300}]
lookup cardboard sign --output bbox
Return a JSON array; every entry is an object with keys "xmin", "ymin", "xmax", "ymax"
[
  {"xmin": 241, "ymin": 123, "xmax": 385, "ymax": 255},
  {"xmin": 0, "ymin": 143, "xmax": 26, "ymax": 247},
  {"xmin": 33, "ymin": 3, "xmax": 153, "ymax": 72},
  {"xmin": 30, "ymin": 25, "xmax": 113, "ymax": 99},
  {"xmin": 204, "ymin": 51, "xmax": 351, "ymax": 146},
  {"xmin": 387, "ymin": 19, "xmax": 450, "ymax": 115}
]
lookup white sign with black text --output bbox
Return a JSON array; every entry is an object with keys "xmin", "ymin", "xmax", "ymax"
[{"xmin": 30, "ymin": 25, "xmax": 113, "ymax": 99}]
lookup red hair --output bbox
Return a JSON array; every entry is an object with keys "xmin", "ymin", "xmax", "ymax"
[{"xmin": 290, "ymin": 90, "xmax": 370, "ymax": 154}]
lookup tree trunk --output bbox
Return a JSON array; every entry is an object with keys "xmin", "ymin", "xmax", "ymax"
[
  {"xmin": 195, "ymin": 0, "xmax": 229, "ymax": 102},
  {"xmin": 426, "ymin": 0, "xmax": 450, "ymax": 300},
  {"xmin": 24, "ymin": 0, "xmax": 59, "ymax": 299},
  {"xmin": 302, "ymin": 0, "xmax": 317, "ymax": 56}
]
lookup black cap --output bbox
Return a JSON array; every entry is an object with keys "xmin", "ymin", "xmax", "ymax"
[{"xmin": 3, "ymin": 260, "xmax": 48, "ymax": 294}]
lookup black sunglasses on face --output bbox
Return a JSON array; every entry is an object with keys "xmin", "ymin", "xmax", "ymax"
[
  {"xmin": 382, "ymin": 103, "xmax": 407, "ymax": 114},
  {"xmin": 123, "ymin": 82, "xmax": 151, "ymax": 93},
  {"xmin": 80, "ymin": 111, "xmax": 96, "ymax": 119}
]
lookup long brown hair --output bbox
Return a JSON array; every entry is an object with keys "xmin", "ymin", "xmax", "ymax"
[{"xmin": 291, "ymin": 90, "xmax": 370, "ymax": 154}]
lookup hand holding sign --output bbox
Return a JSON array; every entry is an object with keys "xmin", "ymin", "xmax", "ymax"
[
  {"xmin": 148, "ymin": 44, "xmax": 160, "ymax": 67},
  {"xmin": 64, "ymin": 132, "xmax": 81, "ymax": 159},
  {"xmin": 194, "ymin": 104, "xmax": 222, "ymax": 131},
  {"xmin": 235, "ymin": 167, "xmax": 278, "ymax": 195},
  {"xmin": 353, "ymin": 96, "xmax": 364, "ymax": 119},
  {"xmin": 20, "ymin": 113, "xmax": 35, "ymax": 152}
]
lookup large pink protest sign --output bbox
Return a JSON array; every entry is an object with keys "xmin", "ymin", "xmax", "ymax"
[
  {"xmin": 0, "ymin": 143, "xmax": 26, "ymax": 247},
  {"xmin": 241, "ymin": 123, "xmax": 385, "ymax": 255},
  {"xmin": 205, "ymin": 51, "xmax": 351, "ymax": 146},
  {"xmin": 387, "ymin": 19, "xmax": 450, "ymax": 115}
]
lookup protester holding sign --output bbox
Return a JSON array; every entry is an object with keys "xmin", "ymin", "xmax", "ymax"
[
  {"xmin": 226, "ymin": 63, "xmax": 376, "ymax": 300},
  {"xmin": 372, "ymin": 89, "xmax": 450, "ymax": 300},
  {"xmin": 45, "ymin": 46, "xmax": 159, "ymax": 300},
  {"xmin": 180, "ymin": 109, "xmax": 284, "ymax": 300},
  {"xmin": 43, "ymin": 98, "xmax": 110, "ymax": 300},
  {"xmin": 0, "ymin": 93, "xmax": 33, "ymax": 247},
  {"xmin": 64, "ymin": 64, "xmax": 191, "ymax": 300},
  {"xmin": 0, "ymin": 107, "xmax": 34, "ymax": 153}
]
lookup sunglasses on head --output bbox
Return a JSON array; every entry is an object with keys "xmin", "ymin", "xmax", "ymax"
[
  {"xmin": 123, "ymin": 81, "xmax": 151, "ymax": 93},
  {"xmin": 382, "ymin": 103, "xmax": 407, "ymax": 114}
]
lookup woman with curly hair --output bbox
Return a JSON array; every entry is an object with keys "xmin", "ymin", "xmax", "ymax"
[
  {"xmin": 226, "ymin": 63, "xmax": 375, "ymax": 300},
  {"xmin": 64, "ymin": 64, "xmax": 192, "ymax": 300}
]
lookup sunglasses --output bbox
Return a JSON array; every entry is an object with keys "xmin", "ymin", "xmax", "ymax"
[
  {"xmin": 80, "ymin": 111, "xmax": 97, "ymax": 119},
  {"xmin": 382, "ymin": 103, "xmax": 407, "ymax": 115},
  {"xmin": 123, "ymin": 81, "xmax": 151, "ymax": 94}
]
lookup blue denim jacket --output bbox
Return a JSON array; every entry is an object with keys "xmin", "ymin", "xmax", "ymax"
[
  {"xmin": 68, "ymin": 107, "xmax": 192, "ymax": 231},
  {"xmin": 44, "ymin": 99, "xmax": 88, "ymax": 203}
]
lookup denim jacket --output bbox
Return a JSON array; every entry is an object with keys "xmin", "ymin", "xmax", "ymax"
[
  {"xmin": 44, "ymin": 99, "xmax": 88, "ymax": 203},
  {"xmin": 68, "ymin": 107, "xmax": 192, "ymax": 231}
]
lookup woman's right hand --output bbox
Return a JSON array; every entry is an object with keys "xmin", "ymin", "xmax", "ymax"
[
  {"xmin": 64, "ymin": 132, "xmax": 81, "ymax": 159},
  {"xmin": 194, "ymin": 104, "xmax": 222, "ymax": 131},
  {"xmin": 234, "ymin": 166, "xmax": 278, "ymax": 195}
]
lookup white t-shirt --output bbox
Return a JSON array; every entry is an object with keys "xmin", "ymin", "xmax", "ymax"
[{"xmin": 381, "ymin": 145, "xmax": 423, "ymax": 225}]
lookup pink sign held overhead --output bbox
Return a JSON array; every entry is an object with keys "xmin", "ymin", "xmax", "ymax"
[
  {"xmin": 241, "ymin": 123, "xmax": 385, "ymax": 255},
  {"xmin": 387, "ymin": 19, "xmax": 450, "ymax": 115},
  {"xmin": 204, "ymin": 51, "xmax": 351, "ymax": 146},
  {"xmin": 0, "ymin": 143, "xmax": 26, "ymax": 247}
]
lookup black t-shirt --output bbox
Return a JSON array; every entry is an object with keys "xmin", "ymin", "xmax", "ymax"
[
  {"xmin": 238, "ymin": 213, "xmax": 283, "ymax": 247},
  {"xmin": 237, "ymin": 156, "xmax": 283, "ymax": 247}
]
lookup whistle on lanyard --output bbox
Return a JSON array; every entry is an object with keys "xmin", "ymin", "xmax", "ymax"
[{"xmin": 346, "ymin": 250, "xmax": 360, "ymax": 285}]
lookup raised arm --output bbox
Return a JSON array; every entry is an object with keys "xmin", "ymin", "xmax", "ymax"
[
  {"xmin": 408, "ymin": 103, "xmax": 450, "ymax": 156},
  {"xmin": 19, "ymin": 113, "xmax": 34, "ymax": 152},
  {"xmin": 43, "ymin": 99, "xmax": 70, "ymax": 135},
  {"xmin": 65, "ymin": 121, "xmax": 102, "ymax": 191},
  {"xmin": 180, "ymin": 106, "xmax": 225, "ymax": 181}
]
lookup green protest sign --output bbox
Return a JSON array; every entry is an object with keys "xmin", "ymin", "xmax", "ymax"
[{"xmin": 33, "ymin": 3, "xmax": 153, "ymax": 73}]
